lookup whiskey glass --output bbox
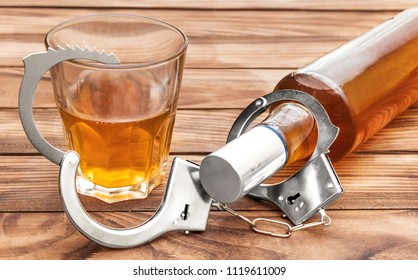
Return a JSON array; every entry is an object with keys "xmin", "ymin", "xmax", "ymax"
[{"xmin": 45, "ymin": 14, "xmax": 188, "ymax": 203}]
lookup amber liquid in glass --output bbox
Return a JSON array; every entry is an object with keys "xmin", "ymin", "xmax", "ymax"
[
  {"xmin": 57, "ymin": 73, "xmax": 176, "ymax": 202},
  {"xmin": 59, "ymin": 108, "xmax": 175, "ymax": 201},
  {"xmin": 60, "ymin": 109, "xmax": 173, "ymax": 183}
]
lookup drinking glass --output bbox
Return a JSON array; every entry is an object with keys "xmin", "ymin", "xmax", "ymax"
[{"xmin": 45, "ymin": 14, "xmax": 188, "ymax": 203}]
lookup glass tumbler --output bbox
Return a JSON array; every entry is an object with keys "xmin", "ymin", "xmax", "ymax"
[{"xmin": 45, "ymin": 14, "xmax": 188, "ymax": 203}]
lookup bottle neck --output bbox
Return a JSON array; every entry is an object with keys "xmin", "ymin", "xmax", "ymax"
[
  {"xmin": 199, "ymin": 100, "xmax": 318, "ymax": 203},
  {"xmin": 261, "ymin": 102, "xmax": 317, "ymax": 164}
]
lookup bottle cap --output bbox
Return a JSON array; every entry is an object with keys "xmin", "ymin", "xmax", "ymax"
[{"xmin": 199, "ymin": 126, "xmax": 287, "ymax": 203}]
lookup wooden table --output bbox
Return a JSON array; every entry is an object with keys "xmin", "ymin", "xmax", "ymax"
[{"xmin": 0, "ymin": 1, "xmax": 417, "ymax": 260}]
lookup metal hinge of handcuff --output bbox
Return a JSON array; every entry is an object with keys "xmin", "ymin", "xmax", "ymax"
[
  {"xmin": 19, "ymin": 47, "xmax": 344, "ymax": 249},
  {"xmin": 217, "ymin": 90, "xmax": 344, "ymax": 237}
]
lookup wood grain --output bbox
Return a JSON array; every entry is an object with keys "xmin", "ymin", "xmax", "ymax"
[
  {"xmin": 0, "ymin": 109, "xmax": 238, "ymax": 154},
  {"xmin": 0, "ymin": 0, "xmax": 415, "ymax": 10},
  {"xmin": 0, "ymin": 9, "xmax": 399, "ymax": 67},
  {"xmin": 1, "ymin": 210, "xmax": 417, "ymax": 260},
  {"xmin": 3, "ymin": 67, "xmax": 418, "ymax": 109},
  {"xmin": 2, "ymin": 108, "xmax": 418, "ymax": 155},
  {"xmin": 0, "ymin": 39, "xmax": 349, "ymax": 68},
  {"xmin": 1, "ymin": 153, "xmax": 417, "ymax": 212},
  {"xmin": 0, "ymin": 9, "xmax": 395, "ymax": 38},
  {"xmin": 1, "ymin": 1, "xmax": 417, "ymax": 261},
  {"xmin": 2, "ymin": 41, "xmax": 350, "ymax": 72},
  {"xmin": 0, "ymin": 68, "xmax": 285, "ymax": 109}
]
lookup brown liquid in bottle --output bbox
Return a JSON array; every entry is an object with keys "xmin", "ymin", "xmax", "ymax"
[
  {"xmin": 261, "ymin": 103, "xmax": 317, "ymax": 163},
  {"xmin": 270, "ymin": 8, "xmax": 418, "ymax": 163}
]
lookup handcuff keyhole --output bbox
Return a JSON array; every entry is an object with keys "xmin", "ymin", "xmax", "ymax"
[
  {"xmin": 287, "ymin": 192, "xmax": 301, "ymax": 205},
  {"xmin": 181, "ymin": 204, "xmax": 190, "ymax": 220}
]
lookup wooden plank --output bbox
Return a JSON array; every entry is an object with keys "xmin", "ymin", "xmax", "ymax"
[
  {"xmin": 0, "ymin": 9, "xmax": 398, "ymax": 67},
  {"xmin": 0, "ymin": 153, "xmax": 417, "ymax": 212},
  {"xmin": 2, "ymin": 67, "xmax": 418, "ymax": 110},
  {"xmin": 0, "ymin": 109, "xmax": 238, "ymax": 154},
  {"xmin": 0, "ymin": 9, "xmax": 394, "ymax": 39},
  {"xmin": 0, "ymin": 0, "xmax": 415, "ymax": 10},
  {"xmin": 0, "ymin": 210, "xmax": 417, "ymax": 259},
  {"xmin": 2, "ymin": 108, "xmax": 418, "ymax": 155},
  {"xmin": 186, "ymin": 41, "xmax": 345, "ymax": 69},
  {"xmin": 357, "ymin": 112, "xmax": 418, "ymax": 152},
  {"xmin": 0, "ymin": 68, "xmax": 285, "ymax": 109},
  {"xmin": 0, "ymin": 39, "xmax": 347, "ymax": 68},
  {"xmin": 0, "ymin": 68, "xmax": 57, "ymax": 109},
  {"xmin": 0, "ymin": 0, "xmax": 415, "ymax": 263}
]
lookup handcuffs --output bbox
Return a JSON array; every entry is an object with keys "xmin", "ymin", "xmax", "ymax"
[{"xmin": 19, "ymin": 47, "xmax": 344, "ymax": 248}]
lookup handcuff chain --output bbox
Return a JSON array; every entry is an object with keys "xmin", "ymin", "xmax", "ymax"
[{"xmin": 213, "ymin": 202, "xmax": 332, "ymax": 238}]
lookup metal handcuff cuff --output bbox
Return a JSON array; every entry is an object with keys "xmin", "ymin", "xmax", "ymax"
[{"xmin": 19, "ymin": 47, "xmax": 344, "ymax": 248}]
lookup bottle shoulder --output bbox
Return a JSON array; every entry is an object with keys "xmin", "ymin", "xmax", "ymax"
[{"xmin": 274, "ymin": 72, "xmax": 357, "ymax": 162}]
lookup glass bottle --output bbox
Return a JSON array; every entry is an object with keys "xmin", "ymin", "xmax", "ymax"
[{"xmin": 200, "ymin": 8, "xmax": 418, "ymax": 203}]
